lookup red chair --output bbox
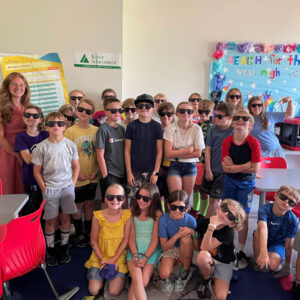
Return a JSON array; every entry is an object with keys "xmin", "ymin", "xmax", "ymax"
[
  {"xmin": 254, "ymin": 157, "xmax": 287, "ymax": 201},
  {"xmin": 0, "ymin": 200, "xmax": 79, "ymax": 300},
  {"xmin": 0, "ymin": 178, "xmax": 2, "ymax": 195}
]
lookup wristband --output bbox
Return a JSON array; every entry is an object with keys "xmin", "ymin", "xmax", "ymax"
[
  {"xmin": 208, "ymin": 224, "xmax": 216, "ymax": 229},
  {"xmin": 192, "ymin": 232, "xmax": 198, "ymax": 239},
  {"xmin": 207, "ymin": 228, "xmax": 214, "ymax": 232}
]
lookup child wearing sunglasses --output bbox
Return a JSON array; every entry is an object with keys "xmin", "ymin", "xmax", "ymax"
[
  {"xmin": 152, "ymin": 93, "xmax": 168, "ymax": 124},
  {"xmin": 190, "ymin": 99, "xmax": 215, "ymax": 219},
  {"xmin": 97, "ymin": 97, "xmax": 127, "ymax": 204},
  {"xmin": 58, "ymin": 104, "xmax": 76, "ymax": 128},
  {"xmin": 247, "ymin": 95, "xmax": 294, "ymax": 158},
  {"xmin": 121, "ymin": 97, "xmax": 137, "ymax": 128},
  {"xmin": 158, "ymin": 190, "xmax": 197, "ymax": 292},
  {"xmin": 188, "ymin": 92, "xmax": 202, "ymax": 124},
  {"xmin": 64, "ymin": 98, "xmax": 98, "ymax": 248},
  {"xmin": 14, "ymin": 103, "xmax": 49, "ymax": 215},
  {"xmin": 253, "ymin": 186, "xmax": 299, "ymax": 276},
  {"xmin": 221, "ymin": 108, "xmax": 261, "ymax": 269},
  {"xmin": 127, "ymin": 183, "xmax": 163, "ymax": 300},
  {"xmin": 225, "ymin": 88, "xmax": 244, "ymax": 110},
  {"xmin": 84, "ymin": 184, "xmax": 132, "ymax": 299},
  {"xmin": 32, "ymin": 112, "xmax": 80, "ymax": 267},
  {"xmin": 196, "ymin": 199, "xmax": 246, "ymax": 299},
  {"xmin": 69, "ymin": 89, "xmax": 86, "ymax": 109}
]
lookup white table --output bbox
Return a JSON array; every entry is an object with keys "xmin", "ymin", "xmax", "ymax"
[
  {"xmin": 0, "ymin": 194, "xmax": 29, "ymax": 224},
  {"xmin": 255, "ymin": 169, "xmax": 300, "ymax": 207}
]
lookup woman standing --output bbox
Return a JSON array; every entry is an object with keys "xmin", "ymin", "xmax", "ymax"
[
  {"xmin": 164, "ymin": 102, "xmax": 205, "ymax": 199},
  {"xmin": 188, "ymin": 93, "xmax": 202, "ymax": 124},
  {"xmin": 247, "ymin": 96, "xmax": 294, "ymax": 157},
  {"xmin": 225, "ymin": 88, "xmax": 244, "ymax": 110},
  {"xmin": 0, "ymin": 72, "xmax": 30, "ymax": 194}
]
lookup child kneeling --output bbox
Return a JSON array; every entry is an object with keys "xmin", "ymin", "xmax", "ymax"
[{"xmin": 196, "ymin": 199, "xmax": 245, "ymax": 300}]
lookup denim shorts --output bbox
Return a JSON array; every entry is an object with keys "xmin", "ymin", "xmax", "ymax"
[
  {"xmin": 167, "ymin": 161, "xmax": 197, "ymax": 178},
  {"xmin": 87, "ymin": 267, "xmax": 126, "ymax": 281}
]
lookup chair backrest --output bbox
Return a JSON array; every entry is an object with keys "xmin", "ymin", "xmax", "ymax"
[
  {"xmin": 0, "ymin": 200, "xmax": 46, "ymax": 283},
  {"xmin": 260, "ymin": 157, "xmax": 287, "ymax": 169},
  {"xmin": 0, "ymin": 178, "xmax": 2, "ymax": 195}
]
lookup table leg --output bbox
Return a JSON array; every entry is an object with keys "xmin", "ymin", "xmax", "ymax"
[{"xmin": 259, "ymin": 191, "xmax": 266, "ymax": 208}]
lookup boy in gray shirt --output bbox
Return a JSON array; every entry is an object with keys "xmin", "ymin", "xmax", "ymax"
[{"xmin": 33, "ymin": 112, "xmax": 79, "ymax": 266}]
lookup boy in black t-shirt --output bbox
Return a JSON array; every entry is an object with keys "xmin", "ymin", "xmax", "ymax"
[{"xmin": 195, "ymin": 199, "xmax": 245, "ymax": 299}]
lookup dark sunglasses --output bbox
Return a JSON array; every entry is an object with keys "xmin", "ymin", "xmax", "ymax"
[
  {"xmin": 136, "ymin": 103, "xmax": 153, "ymax": 110},
  {"xmin": 70, "ymin": 96, "xmax": 83, "ymax": 101},
  {"xmin": 77, "ymin": 106, "xmax": 93, "ymax": 115},
  {"xmin": 45, "ymin": 121, "xmax": 66, "ymax": 127},
  {"xmin": 250, "ymin": 103, "xmax": 263, "ymax": 108},
  {"xmin": 189, "ymin": 98, "xmax": 201, "ymax": 103},
  {"xmin": 278, "ymin": 193, "xmax": 297, "ymax": 207},
  {"xmin": 233, "ymin": 116, "xmax": 250, "ymax": 122},
  {"xmin": 221, "ymin": 203, "xmax": 237, "ymax": 223},
  {"xmin": 198, "ymin": 110, "xmax": 211, "ymax": 115},
  {"xmin": 23, "ymin": 112, "xmax": 41, "ymax": 119},
  {"xmin": 136, "ymin": 193, "xmax": 151, "ymax": 202},
  {"xmin": 178, "ymin": 109, "xmax": 194, "ymax": 115},
  {"xmin": 159, "ymin": 112, "xmax": 174, "ymax": 117},
  {"xmin": 106, "ymin": 108, "xmax": 124, "ymax": 114},
  {"xmin": 154, "ymin": 99, "xmax": 166, "ymax": 104},
  {"xmin": 106, "ymin": 194, "xmax": 125, "ymax": 202},
  {"xmin": 228, "ymin": 95, "xmax": 241, "ymax": 100},
  {"xmin": 63, "ymin": 114, "xmax": 75, "ymax": 122},
  {"xmin": 124, "ymin": 107, "xmax": 136, "ymax": 113},
  {"xmin": 215, "ymin": 114, "xmax": 230, "ymax": 120},
  {"xmin": 170, "ymin": 204, "xmax": 186, "ymax": 212}
]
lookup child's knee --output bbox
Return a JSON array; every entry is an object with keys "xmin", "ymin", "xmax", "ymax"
[
  {"xmin": 197, "ymin": 250, "xmax": 211, "ymax": 266},
  {"xmin": 88, "ymin": 282, "xmax": 101, "ymax": 296},
  {"xmin": 109, "ymin": 288, "xmax": 121, "ymax": 297},
  {"xmin": 214, "ymin": 290, "xmax": 227, "ymax": 300},
  {"xmin": 159, "ymin": 266, "xmax": 171, "ymax": 280},
  {"xmin": 180, "ymin": 235, "xmax": 193, "ymax": 247}
]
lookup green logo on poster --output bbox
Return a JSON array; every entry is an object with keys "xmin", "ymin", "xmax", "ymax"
[{"xmin": 80, "ymin": 54, "xmax": 89, "ymax": 63}]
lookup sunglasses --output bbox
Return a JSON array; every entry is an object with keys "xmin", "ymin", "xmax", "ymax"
[
  {"xmin": 189, "ymin": 98, "xmax": 201, "ymax": 103},
  {"xmin": 215, "ymin": 114, "xmax": 230, "ymax": 120},
  {"xmin": 45, "ymin": 121, "xmax": 66, "ymax": 127},
  {"xmin": 124, "ymin": 107, "xmax": 136, "ymax": 113},
  {"xmin": 23, "ymin": 112, "xmax": 41, "ymax": 119},
  {"xmin": 154, "ymin": 99, "xmax": 166, "ymax": 104},
  {"xmin": 250, "ymin": 103, "xmax": 263, "ymax": 108},
  {"xmin": 105, "ymin": 108, "xmax": 124, "ymax": 114},
  {"xmin": 221, "ymin": 203, "xmax": 237, "ymax": 223},
  {"xmin": 170, "ymin": 204, "xmax": 186, "ymax": 212},
  {"xmin": 70, "ymin": 96, "xmax": 83, "ymax": 101},
  {"xmin": 228, "ymin": 95, "xmax": 241, "ymax": 100},
  {"xmin": 198, "ymin": 110, "xmax": 211, "ymax": 115},
  {"xmin": 178, "ymin": 109, "xmax": 194, "ymax": 115},
  {"xmin": 136, "ymin": 103, "xmax": 153, "ymax": 110},
  {"xmin": 159, "ymin": 112, "xmax": 174, "ymax": 117},
  {"xmin": 106, "ymin": 194, "xmax": 125, "ymax": 202},
  {"xmin": 136, "ymin": 193, "xmax": 151, "ymax": 202},
  {"xmin": 77, "ymin": 106, "xmax": 93, "ymax": 115},
  {"xmin": 233, "ymin": 115, "xmax": 250, "ymax": 122},
  {"xmin": 278, "ymin": 193, "xmax": 297, "ymax": 207},
  {"xmin": 63, "ymin": 114, "xmax": 75, "ymax": 122}
]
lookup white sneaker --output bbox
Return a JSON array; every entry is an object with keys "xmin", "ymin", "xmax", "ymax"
[{"xmin": 174, "ymin": 268, "xmax": 192, "ymax": 292}]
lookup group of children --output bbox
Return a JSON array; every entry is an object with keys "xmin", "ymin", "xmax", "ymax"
[{"xmin": 12, "ymin": 86, "xmax": 300, "ymax": 300}]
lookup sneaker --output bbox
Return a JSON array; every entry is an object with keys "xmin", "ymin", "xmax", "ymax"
[
  {"xmin": 197, "ymin": 279, "xmax": 212, "ymax": 299},
  {"xmin": 47, "ymin": 247, "xmax": 58, "ymax": 267},
  {"xmin": 174, "ymin": 268, "xmax": 193, "ymax": 291},
  {"xmin": 69, "ymin": 223, "xmax": 76, "ymax": 236},
  {"xmin": 159, "ymin": 278, "xmax": 174, "ymax": 292},
  {"xmin": 60, "ymin": 244, "xmax": 71, "ymax": 264},
  {"xmin": 73, "ymin": 234, "xmax": 89, "ymax": 248},
  {"xmin": 236, "ymin": 251, "xmax": 249, "ymax": 269}
]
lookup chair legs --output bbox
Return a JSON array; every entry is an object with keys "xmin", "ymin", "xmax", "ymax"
[{"xmin": 40, "ymin": 263, "xmax": 79, "ymax": 300}]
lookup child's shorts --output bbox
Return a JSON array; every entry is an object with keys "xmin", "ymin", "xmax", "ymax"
[
  {"xmin": 293, "ymin": 229, "xmax": 300, "ymax": 252},
  {"xmin": 87, "ymin": 267, "xmax": 126, "ymax": 281},
  {"xmin": 161, "ymin": 247, "xmax": 180, "ymax": 260},
  {"xmin": 222, "ymin": 175, "xmax": 254, "ymax": 214},
  {"xmin": 268, "ymin": 243, "xmax": 285, "ymax": 262},
  {"xmin": 211, "ymin": 259, "xmax": 234, "ymax": 284},
  {"xmin": 167, "ymin": 161, "xmax": 197, "ymax": 178},
  {"xmin": 75, "ymin": 183, "xmax": 98, "ymax": 203},
  {"xmin": 201, "ymin": 172, "xmax": 224, "ymax": 199},
  {"xmin": 43, "ymin": 183, "xmax": 77, "ymax": 220}
]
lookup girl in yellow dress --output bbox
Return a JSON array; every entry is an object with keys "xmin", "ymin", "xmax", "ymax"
[{"xmin": 84, "ymin": 184, "xmax": 132, "ymax": 299}]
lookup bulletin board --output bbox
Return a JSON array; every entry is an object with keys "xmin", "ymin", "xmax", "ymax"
[{"xmin": 209, "ymin": 42, "xmax": 300, "ymax": 116}]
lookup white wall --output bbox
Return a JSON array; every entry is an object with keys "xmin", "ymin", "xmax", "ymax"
[
  {"xmin": 123, "ymin": 0, "xmax": 300, "ymax": 106},
  {"xmin": 0, "ymin": 0, "xmax": 122, "ymax": 107}
]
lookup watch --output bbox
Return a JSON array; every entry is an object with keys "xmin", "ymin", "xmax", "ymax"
[{"xmin": 153, "ymin": 171, "xmax": 159, "ymax": 176}]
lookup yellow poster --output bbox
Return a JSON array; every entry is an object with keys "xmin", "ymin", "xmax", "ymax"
[{"xmin": 1, "ymin": 53, "xmax": 68, "ymax": 115}]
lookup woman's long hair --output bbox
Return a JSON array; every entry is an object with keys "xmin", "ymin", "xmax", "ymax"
[{"xmin": 247, "ymin": 96, "xmax": 268, "ymax": 130}]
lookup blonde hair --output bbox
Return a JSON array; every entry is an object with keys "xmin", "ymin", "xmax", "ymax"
[
  {"xmin": 198, "ymin": 99, "xmax": 215, "ymax": 111},
  {"xmin": 105, "ymin": 183, "xmax": 125, "ymax": 198},
  {"xmin": 78, "ymin": 98, "xmax": 96, "ymax": 113},
  {"xmin": 154, "ymin": 93, "xmax": 167, "ymax": 100},
  {"xmin": 247, "ymin": 96, "xmax": 268, "ymax": 130},
  {"xmin": 58, "ymin": 104, "xmax": 76, "ymax": 119},
  {"xmin": 225, "ymin": 88, "xmax": 244, "ymax": 110},
  {"xmin": 0, "ymin": 72, "xmax": 31, "ymax": 123},
  {"xmin": 188, "ymin": 93, "xmax": 202, "ymax": 101},
  {"xmin": 277, "ymin": 185, "xmax": 300, "ymax": 203},
  {"xmin": 234, "ymin": 108, "xmax": 254, "ymax": 125},
  {"xmin": 122, "ymin": 98, "xmax": 135, "ymax": 108},
  {"xmin": 222, "ymin": 199, "xmax": 246, "ymax": 231},
  {"xmin": 176, "ymin": 101, "xmax": 192, "ymax": 112},
  {"xmin": 45, "ymin": 111, "xmax": 65, "ymax": 122},
  {"xmin": 69, "ymin": 89, "xmax": 86, "ymax": 97}
]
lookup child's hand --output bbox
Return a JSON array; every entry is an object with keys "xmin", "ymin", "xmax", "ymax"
[
  {"xmin": 278, "ymin": 96, "xmax": 292, "ymax": 104},
  {"xmin": 257, "ymin": 252, "xmax": 269, "ymax": 269},
  {"xmin": 78, "ymin": 173, "xmax": 88, "ymax": 181},
  {"xmin": 205, "ymin": 169, "xmax": 214, "ymax": 181},
  {"xmin": 88, "ymin": 169, "xmax": 98, "ymax": 180},
  {"xmin": 177, "ymin": 227, "xmax": 193, "ymax": 238},
  {"xmin": 138, "ymin": 257, "xmax": 148, "ymax": 267},
  {"xmin": 127, "ymin": 173, "xmax": 135, "ymax": 186},
  {"xmin": 185, "ymin": 145, "xmax": 194, "ymax": 154},
  {"xmin": 210, "ymin": 215, "xmax": 221, "ymax": 227},
  {"xmin": 223, "ymin": 156, "xmax": 234, "ymax": 167}
]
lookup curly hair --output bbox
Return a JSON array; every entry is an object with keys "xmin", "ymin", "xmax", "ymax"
[{"xmin": 222, "ymin": 199, "xmax": 246, "ymax": 231}]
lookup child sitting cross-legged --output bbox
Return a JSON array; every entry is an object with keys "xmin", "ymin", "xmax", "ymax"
[
  {"xmin": 196, "ymin": 199, "xmax": 246, "ymax": 299},
  {"xmin": 158, "ymin": 190, "xmax": 197, "ymax": 292}
]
